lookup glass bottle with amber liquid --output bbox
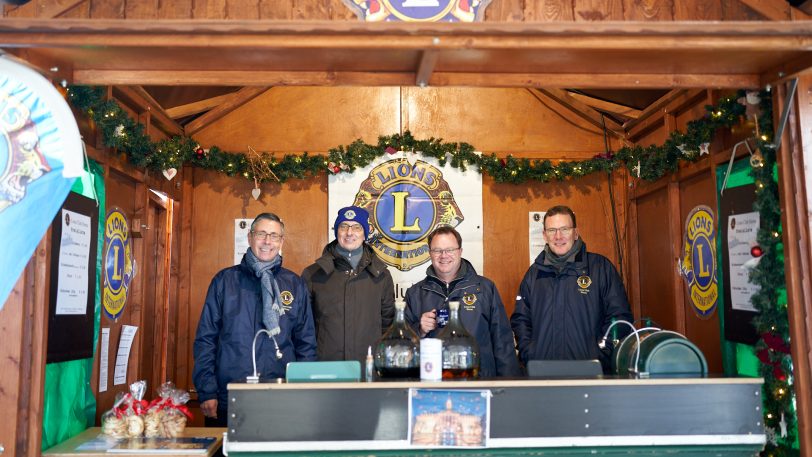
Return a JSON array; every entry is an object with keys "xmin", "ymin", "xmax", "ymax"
[
  {"xmin": 437, "ymin": 300, "xmax": 480, "ymax": 379},
  {"xmin": 374, "ymin": 298, "xmax": 420, "ymax": 379}
]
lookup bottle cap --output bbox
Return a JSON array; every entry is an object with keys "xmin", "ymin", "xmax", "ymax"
[{"xmin": 448, "ymin": 300, "xmax": 460, "ymax": 311}]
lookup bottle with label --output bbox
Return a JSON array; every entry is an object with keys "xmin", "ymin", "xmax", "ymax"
[
  {"xmin": 436, "ymin": 300, "xmax": 480, "ymax": 379},
  {"xmin": 373, "ymin": 298, "xmax": 420, "ymax": 379}
]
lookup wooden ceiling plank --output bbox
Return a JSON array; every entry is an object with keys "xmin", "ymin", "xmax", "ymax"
[
  {"xmin": 535, "ymin": 88, "xmax": 626, "ymax": 139},
  {"xmin": 39, "ymin": 0, "xmax": 87, "ymax": 18},
  {"xmin": 73, "ymin": 70, "xmax": 761, "ymax": 89},
  {"xmin": 114, "ymin": 86, "xmax": 184, "ymax": 136},
  {"xmin": 623, "ymin": 89, "xmax": 687, "ymax": 131},
  {"xmin": 416, "ymin": 50, "xmax": 438, "ymax": 88},
  {"xmin": 165, "ymin": 92, "xmax": 238, "ymax": 119},
  {"xmin": 566, "ymin": 92, "xmax": 643, "ymax": 119},
  {"xmin": 760, "ymin": 52, "xmax": 812, "ymax": 87},
  {"xmin": 184, "ymin": 86, "xmax": 270, "ymax": 136}
]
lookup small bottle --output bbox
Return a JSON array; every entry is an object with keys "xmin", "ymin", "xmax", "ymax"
[
  {"xmin": 437, "ymin": 300, "xmax": 480, "ymax": 379},
  {"xmin": 374, "ymin": 298, "xmax": 420, "ymax": 379},
  {"xmin": 365, "ymin": 345, "xmax": 375, "ymax": 382}
]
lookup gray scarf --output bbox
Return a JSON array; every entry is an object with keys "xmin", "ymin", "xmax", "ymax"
[
  {"xmin": 244, "ymin": 248, "xmax": 284, "ymax": 336},
  {"xmin": 544, "ymin": 238, "xmax": 584, "ymax": 273},
  {"xmin": 336, "ymin": 245, "xmax": 364, "ymax": 270}
]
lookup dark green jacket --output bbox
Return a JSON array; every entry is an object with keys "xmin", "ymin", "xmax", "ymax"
[{"xmin": 302, "ymin": 241, "xmax": 395, "ymax": 364}]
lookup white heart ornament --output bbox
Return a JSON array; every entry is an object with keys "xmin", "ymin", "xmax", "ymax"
[
  {"xmin": 162, "ymin": 168, "xmax": 177, "ymax": 181},
  {"xmin": 251, "ymin": 188, "xmax": 261, "ymax": 200}
]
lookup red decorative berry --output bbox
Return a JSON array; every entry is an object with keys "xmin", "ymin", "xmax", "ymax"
[
  {"xmin": 500, "ymin": 158, "xmax": 507, "ymax": 167},
  {"xmin": 750, "ymin": 246, "xmax": 763, "ymax": 258},
  {"xmin": 332, "ymin": 166, "xmax": 341, "ymax": 173},
  {"xmin": 195, "ymin": 148, "xmax": 205, "ymax": 158}
]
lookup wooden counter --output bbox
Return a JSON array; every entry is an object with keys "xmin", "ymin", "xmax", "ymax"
[{"xmin": 43, "ymin": 427, "xmax": 225, "ymax": 457}]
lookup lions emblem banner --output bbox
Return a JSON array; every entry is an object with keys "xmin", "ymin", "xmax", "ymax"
[
  {"xmin": 679, "ymin": 205, "xmax": 719, "ymax": 318},
  {"xmin": 0, "ymin": 56, "xmax": 84, "ymax": 308},
  {"xmin": 329, "ymin": 153, "xmax": 483, "ymax": 297}
]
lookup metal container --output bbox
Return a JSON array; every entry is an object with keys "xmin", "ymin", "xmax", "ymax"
[{"xmin": 614, "ymin": 330, "xmax": 707, "ymax": 376}]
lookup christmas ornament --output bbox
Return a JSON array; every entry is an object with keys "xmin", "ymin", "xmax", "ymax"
[
  {"xmin": 751, "ymin": 245, "xmax": 763, "ymax": 258},
  {"xmin": 162, "ymin": 168, "xmax": 177, "ymax": 180},
  {"xmin": 385, "ymin": 146, "xmax": 397, "ymax": 155},
  {"xmin": 699, "ymin": 143, "xmax": 710, "ymax": 156},
  {"xmin": 251, "ymin": 187, "xmax": 261, "ymax": 200},
  {"xmin": 114, "ymin": 124, "xmax": 126, "ymax": 138}
]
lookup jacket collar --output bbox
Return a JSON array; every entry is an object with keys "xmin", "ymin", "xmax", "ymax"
[
  {"xmin": 314, "ymin": 240, "xmax": 388, "ymax": 277},
  {"xmin": 532, "ymin": 241, "xmax": 589, "ymax": 275}
]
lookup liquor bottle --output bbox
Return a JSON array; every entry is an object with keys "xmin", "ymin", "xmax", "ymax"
[
  {"xmin": 437, "ymin": 300, "xmax": 480, "ymax": 379},
  {"xmin": 374, "ymin": 298, "xmax": 420, "ymax": 379}
]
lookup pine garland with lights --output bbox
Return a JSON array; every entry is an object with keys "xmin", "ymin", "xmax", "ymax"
[
  {"xmin": 67, "ymin": 85, "xmax": 796, "ymax": 453},
  {"xmin": 746, "ymin": 93, "xmax": 798, "ymax": 456}
]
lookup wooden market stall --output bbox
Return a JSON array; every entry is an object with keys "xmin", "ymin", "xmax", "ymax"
[{"xmin": 1, "ymin": 1, "xmax": 811, "ymax": 456}]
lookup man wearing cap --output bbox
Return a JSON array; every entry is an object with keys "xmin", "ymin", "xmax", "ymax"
[{"xmin": 302, "ymin": 206, "xmax": 395, "ymax": 364}]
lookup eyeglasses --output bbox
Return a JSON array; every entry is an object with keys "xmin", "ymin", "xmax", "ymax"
[
  {"xmin": 544, "ymin": 226, "xmax": 574, "ymax": 236},
  {"xmin": 429, "ymin": 247, "xmax": 460, "ymax": 256},
  {"xmin": 251, "ymin": 231, "xmax": 283, "ymax": 242},
  {"xmin": 337, "ymin": 223, "xmax": 364, "ymax": 234}
]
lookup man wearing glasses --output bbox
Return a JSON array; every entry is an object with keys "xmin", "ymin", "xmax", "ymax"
[
  {"xmin": 404, "ymin": 225, "xmax": 520, "ymax": 377},
  {"xmin": 302, "ymin": 206, "xmax": 395, "ymax": 365},
  {"xmin": 193, "ymin": 212, "xmax": 317, "ymax": 426},
  {"xmin": 511, "ymin": 205, "xmax": 632, "ymax": 373}
]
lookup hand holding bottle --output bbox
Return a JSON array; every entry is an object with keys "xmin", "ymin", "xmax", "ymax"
[{"xmin": 420, "ymin": 309, "xmax": 437, "ymax": 336}]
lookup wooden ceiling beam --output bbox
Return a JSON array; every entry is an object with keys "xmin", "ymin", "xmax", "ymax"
[
  {"xmin": 39, "ymin": 0, "xmax": 87, "ymax": 18},
  {"xmin": 416, "ymin": 50, "xmax": 438, "ymax": 88},
  {"xmin": 113, "ymin": 86, "xmax": 184, "ymax": 137},
  {"xmin": 73, "ymin": 70, "xmax": 761, "ymax": 89},
  {"xmin": 624, "ymin": 89, "xmax": 706, "ymax": 140},
  {"xmin": 184, "ymin": 86, "xmax": 270, "ymax": 136},
  {"xmin": 165, "ymin": 92, "xmax": 238, "ymax": 119},
  {"xmin": 738, "ymin": 0, "xmax": 811, "ymax": 20},
  {"xmin": 534, "ymin": 88, "xmax": 626, "ymax": 140},
  {"xmin": 566, "ymin": 92, "xmax": 643, "ymax": 119},
  {"xmin": 760, "ymin": 52, "xmax": 812, "ymax": 86}
]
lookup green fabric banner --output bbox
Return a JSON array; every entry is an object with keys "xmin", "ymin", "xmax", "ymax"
[{"xmin": 41, "ymin": 159, "xmax": 105, "ymax": 450}]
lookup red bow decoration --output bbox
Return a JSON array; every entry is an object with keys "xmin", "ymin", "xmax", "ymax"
[
  {"xmin": 762, "ymin": 332, "xmax": 791, "ymax": 354},
  {"xmin": 594, "ymin": 151, "xmax": 615, "ymax": 160},
  {"xmin": 385, "ymin": 146, "xmax": 397, "ymax": 155}
]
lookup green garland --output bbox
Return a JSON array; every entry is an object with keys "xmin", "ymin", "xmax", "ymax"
[
  {"xmin": 67, "ymin": 85, "xmax": 748, "ymax": 184},
  {"xmin": 67, "ymin": 85, "xmax": 795, "ymax": 454}
]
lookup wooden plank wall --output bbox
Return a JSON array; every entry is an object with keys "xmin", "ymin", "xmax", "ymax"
[{"xmin": 1, "ymin": 0, "xmax": 774, "ymax": 20}]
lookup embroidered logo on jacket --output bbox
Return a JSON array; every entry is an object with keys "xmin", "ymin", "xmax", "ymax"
[
  {"xmin": 576, "ymin": 275, "xmax": 591, "ymax": 295},
  {"xmin": 280, "ymin": 290, "xmax": 294, "ymax": 309}
]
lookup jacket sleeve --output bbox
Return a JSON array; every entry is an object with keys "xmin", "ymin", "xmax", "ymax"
[
  {"xmin": 192, "ymin": 275, "xmax": 223, "ymax": 403},
  {"xmin": 292, "ymin": 278, "xmax": 318, "ymax": 361},
  {"xmin": 404, "ymin": 285, "xmax": 422, "ymax": 335},
  {"xmin": 380, "ymin": 270, "xmax": 396, "ymax": 332},
  {"xmin": 599, "ymin": 258, "xmax": 634, "ymax": 341},
  {"xmin": 486, "ymin": 280, "xmax": 522, "ymax": 377},
  {"xmin": 510, "ymin": 271, "xmax": 534, "ymax": 365}
]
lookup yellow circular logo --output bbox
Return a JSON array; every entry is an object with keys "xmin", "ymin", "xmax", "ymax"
[
  {"xmin": 103, "ymin": 208, "xmax": 133, "ymax": 320},
  {"xmin": 680, "ymin": 206, "xmax": 718, "ymax": 318}
]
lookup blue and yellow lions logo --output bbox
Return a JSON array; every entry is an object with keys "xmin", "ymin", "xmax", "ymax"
[
  {"xmin": 103, "ymin": 208, "xmax": 134, "ymax": 320},
  {"xmin": 680, "ymin": 206, "xmax": 718, "ymax": 318},
  {"xmin": 353, "ymin": 158, "xmax": 463, "ymax": 271},
  {"xmin": 343, "ymin": 0, "xmax": 491, "ymax": 22}
]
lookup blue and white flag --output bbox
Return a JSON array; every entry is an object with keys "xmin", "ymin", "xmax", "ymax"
[{"xmin": 0, "ymin": 56, "xmax": 84, "ymax": 308}]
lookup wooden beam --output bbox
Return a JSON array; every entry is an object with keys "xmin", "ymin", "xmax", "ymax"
[
  {"xmin": 624, "ymin": 89, "xmax": 706, "ymax": 139},
  {"xmin": 415, "ymin": 50, "xmax": 438, "ymax": 88},
  {"xmin": 39, "ymin": 0, "xmax": 87, "ymax": 18},
  {"xmin": 760, "ymin": 52, "xmax": 812, "ymax": 87},
  {"xmin": 184, "ymin": 86, "xmax": 270, "ymax": 136},
  {"xmin": 534, "ymin": 88, "xmax": 626, "ymax": 139},
  {"xmin": 113, "ymin": 86, "xmax": 184, "ymax": 137},
  {"xmin": 567, "ymin": 92, "xmax": 642, "ymax": 119},
  {"xmin": 739, "ymin": 0, "xmax": 811, "ymax": 20},
  {"xmin": 165, "ymin": 92, "xmax": 238, "ymax": 119}
]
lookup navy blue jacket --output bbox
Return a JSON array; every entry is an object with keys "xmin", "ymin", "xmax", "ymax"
[
  {"xmin": 510, "ymin": 243, "xmax": 632, "ymax": 370},
  {"xmin": 193, "ymin": 255, "xmax": 317, "ymax": 406},
  {"xmin": 404, "ymin": 259, "xmax": 521, "ymax": 377}
]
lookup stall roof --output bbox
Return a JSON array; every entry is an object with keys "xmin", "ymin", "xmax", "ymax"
[{"xmin": 1, "ymin": 19, "xmax": 811, "ymax": 90}]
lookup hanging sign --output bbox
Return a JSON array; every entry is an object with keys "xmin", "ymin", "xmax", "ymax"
[
  {"xmin": 0, "ymin": 56, "xmax": 84, "ymax": 308},
  {"xmin": 343, "ymin": 0, "xmax": 492, "ymax": 22},
  {"xmin": 103, "ymin": 208, "xmax": 135, "ymax": 320},
  {"xmin": 679, "ymin": 205, "xmax": 718, "ymax": 318}
]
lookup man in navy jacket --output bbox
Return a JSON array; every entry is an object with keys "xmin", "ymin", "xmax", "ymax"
[
  {"xmin": 193, "ymin": 213, "xmax": 317, "ymax": 426},
  {"xmin": 405, "ymin": 226, "xmax": 520, "ymax": 377},
  {"xmin": 511, "ymin": 205, "xmax": 632, "ymax": 373}
]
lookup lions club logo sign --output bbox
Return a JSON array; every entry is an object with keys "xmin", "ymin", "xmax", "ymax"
[
  {"xmin": 353, "ymin": 157, "xmax": 463, "ymax": 271},
  {"xmin": 103, "ymin": 208, "xmax": 134, "ymax": 320},
  {"xmin": 343, "ymin": 0, "xmax": 492, "ymax": 22},
  {"xmin": 680, "ymin": 206, "xmax": 718, "ymax": 318}
]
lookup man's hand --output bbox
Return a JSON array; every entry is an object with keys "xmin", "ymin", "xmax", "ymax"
[
  {"xmin": 200, "ymin": 399, "xmax": 218, "ymax": 418},
  {"xmin": 420, "ymin": 309, "xmax": 437, "ymax": 337}
]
